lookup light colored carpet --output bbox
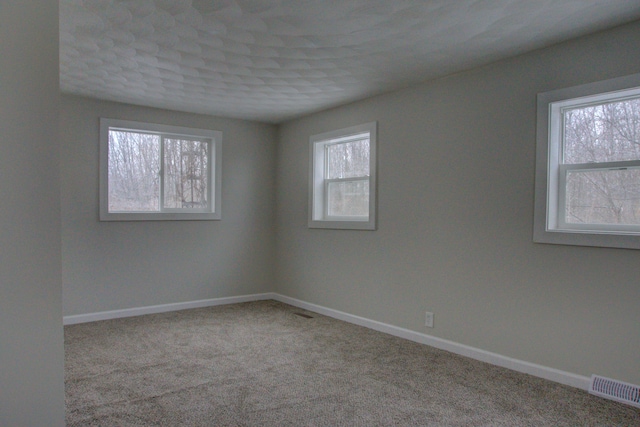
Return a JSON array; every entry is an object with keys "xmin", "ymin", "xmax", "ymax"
[{"xmin": 65, "ymin": 300, "xmax": 640, "ymax": 426}]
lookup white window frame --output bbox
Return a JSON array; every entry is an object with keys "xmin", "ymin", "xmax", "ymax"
[
  {"xmin": 309, "ymin": 122, "xmax": 377, "ymax": 230},
  {"xmin": 100, "ymin": 118, "xmax": 222, "ymax": 221},
  {"xmin": 534, "ymin": 73, "xmax": 640, "ymax": 249}
]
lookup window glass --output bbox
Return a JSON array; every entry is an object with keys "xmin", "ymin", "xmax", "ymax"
[
  {"xmin": 561, "ymin": 97, "xmax": 640, "ymax": 227},
  {"xmin": 164, "ymin": 138, "xmax": 209, "ymax": 209},
  {"xmin": 327, "ymin": 138, "xmax": 370, "ymax": 179},
  {"xmin": 565, "ymin": 168, "xmax": 640, "ymax": 225},
  {"xmin": 327, "ymin": 180, "xmax": 369, "ymax": 217},
  {"xmin": 563, "ymin": 98, "xmax": 640, "ymax": 164},
  {"xmin": 107, "ymin": 131, "xmax": 160, "ymax": 212}
]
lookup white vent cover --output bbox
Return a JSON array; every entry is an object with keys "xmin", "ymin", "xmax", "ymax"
[{"xmin": 589, "ymin": 375, "xmax": 640, "ymax": 408}]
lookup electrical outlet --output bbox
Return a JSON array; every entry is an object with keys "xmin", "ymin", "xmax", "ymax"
[{"xmin": 425, "ymin": 311, "xmax": 434, "ymax": 328}]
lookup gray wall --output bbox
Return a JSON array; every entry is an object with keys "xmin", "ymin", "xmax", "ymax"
[
  {"xmin": 61, "ymin": 96, "xmax": 277, "ymax": 315},
  {"xmin": 275, "ymin": 21, "xmax": 640, "ymax": 385},
  {"xmin": 0, "ymin": 2, "xmax": 65, "ymax": 425}
]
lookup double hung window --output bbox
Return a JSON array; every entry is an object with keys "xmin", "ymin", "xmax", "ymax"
[
  {"xmin": 534, "ymin": 74, "xmax": 640, "ymax": 249},
  {"xmin": 100, "ymin": 119, "xmax": 222, "ymax": 221},
  {"xmin": 309, "ymin": 122, "xmax": 377, "ymax": 230}
]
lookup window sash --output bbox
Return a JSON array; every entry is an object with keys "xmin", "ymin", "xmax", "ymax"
[
  {"xmin": 323, "ymin": 177, "xmax": 370, "ymax": 221},
  {"xmin": 159, "ymin": 135, "xmax": 211, "ymax": 213},
  {"xmin": 108, "ymin": 130, "xmax": 213, "ymax": 214},
  {"xmin": 324, "ymin": 136, "xmax": 370, "ymax": 180},
  {"xmin": 321, "ymin": 135, "xmax": 370, "ymax": 221},
  {"xmin": 557, "ymin": 160, "xmax": 640, "ymax": 233}
]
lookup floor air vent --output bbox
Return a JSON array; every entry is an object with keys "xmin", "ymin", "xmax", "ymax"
[
  {"xmin": 293, "ymin": 312, "xmax": 313, "ymax": 319},
  {"xmin": 589, "ymin": 375, "xmax": 640, "ymax": 408}
]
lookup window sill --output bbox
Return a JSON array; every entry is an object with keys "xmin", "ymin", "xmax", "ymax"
[
  {"xmin": 308, "ymin": 219, "xmax": 376, "ymax": 230},
  {"xmin": 100, "ymin": 212, "xmax": 221, "ymax": 221},
  {"xmin": 533, "ymin": 227, "xmax": 640, "ymax": 250}
]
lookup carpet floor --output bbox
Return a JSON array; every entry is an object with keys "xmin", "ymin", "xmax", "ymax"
[{"xmin": 65, "ymin": 300, "xmax": 640, "ymax": 426}]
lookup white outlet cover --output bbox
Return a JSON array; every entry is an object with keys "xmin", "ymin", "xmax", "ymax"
[{"xmin": 425, "ymin": 311, "xmax": 434, "ymax": 328}]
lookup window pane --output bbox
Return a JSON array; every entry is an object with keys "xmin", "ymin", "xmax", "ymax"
[
  {"xmin": 327, "ymin": 180, "xmax": 369, "ymax": 217},
  {"xmin": 163, "ymin": 138, "xmax": 208, "ymax": 209},
  {"xmin": 108, "ymin": 130, "xmax": 160, "ymax": 211},
  {"xmin": 565, "ymin": 168, "xmax": 640, "ymax": 225},
  {"xmin": 327, "ymin": 138, "xmax": 370, "ymax": 179},
  {"xmin": 563, "ymin": 97, "xmax": 640, "ymax": 164}
]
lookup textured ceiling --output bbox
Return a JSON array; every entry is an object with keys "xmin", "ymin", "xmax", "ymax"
[{"xmin": 60, "ymin": 0, "xmax": 640, "ymax": 123}]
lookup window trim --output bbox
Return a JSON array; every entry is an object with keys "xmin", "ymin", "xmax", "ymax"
[
  {"xmin": 308, "ymin": 122, "xmax": 377, "ymax": 230},
  {"xmin": 99, "ymin": 118, "xmax": 222, "ymax": 221},
  {"xmin": 534, "ymin": 73, "xmax": 640, "ymax": 249}
]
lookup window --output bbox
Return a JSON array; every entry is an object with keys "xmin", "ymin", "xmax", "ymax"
[
  {"xmin": 100, "ymin": 119, "xmax": 222, "ymax": 221},
  {"xmin": 534, "ymin": 73, "xmax": 640, "ymax": 249},
  {"xmin": 309, "ymin": 122, "xmax": 377, "ymax": 230}
]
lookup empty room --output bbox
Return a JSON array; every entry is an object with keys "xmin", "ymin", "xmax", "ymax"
[{"xmin": 2, "ymin": 1, "xmax": 640, "ymax": 425}]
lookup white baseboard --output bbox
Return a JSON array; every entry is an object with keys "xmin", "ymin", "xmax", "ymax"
[
  {"xmin": 63, "ymin": 293, "xmax": 276, "ymax": 325},
  {"xmin": 63, "ymin": 292, "xmax": 590, "ymax": 391},
  {"xmin": 271, "ymin": 294, "xmax": 591, "ymax": 391}
]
